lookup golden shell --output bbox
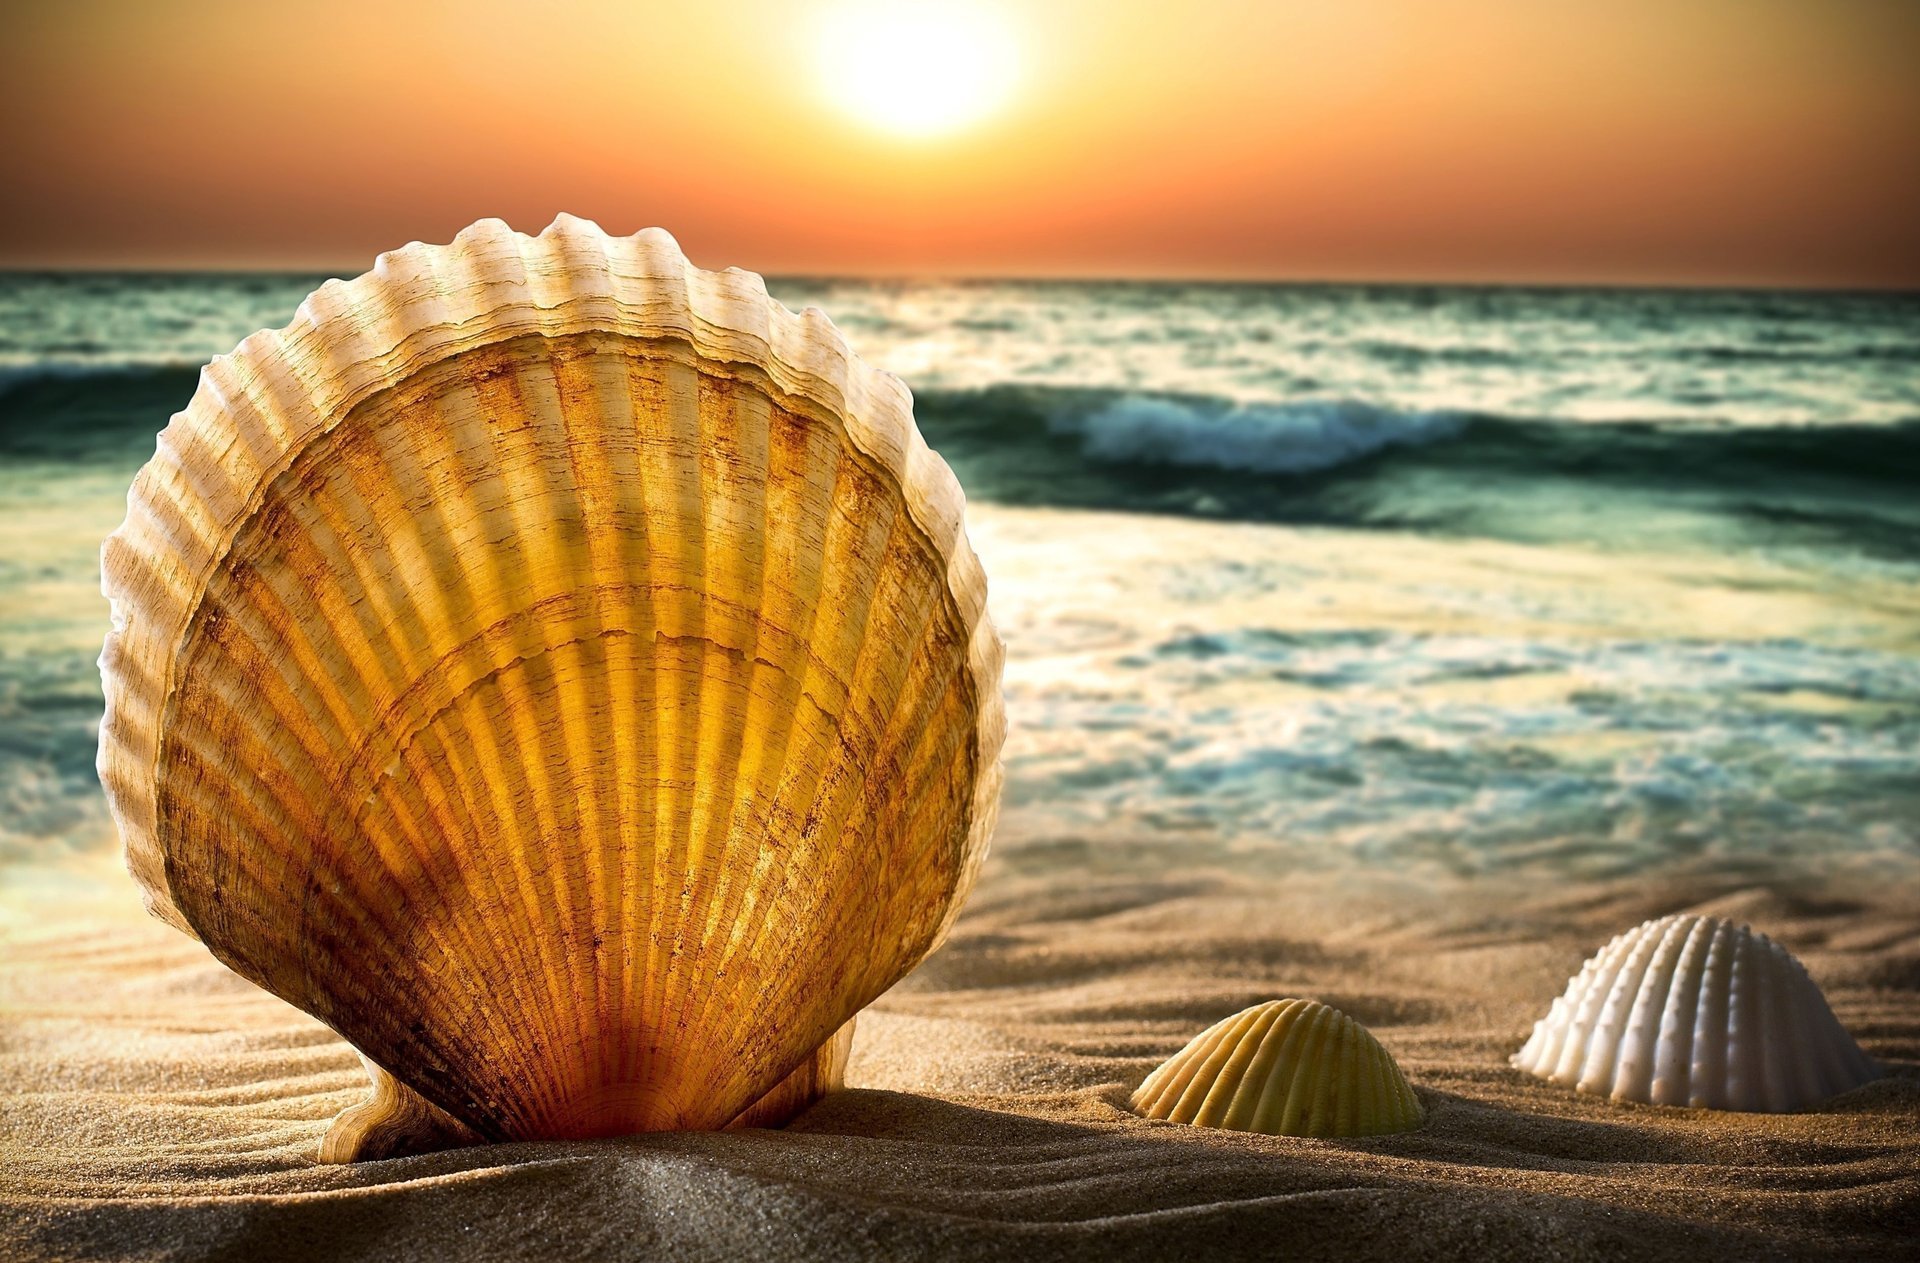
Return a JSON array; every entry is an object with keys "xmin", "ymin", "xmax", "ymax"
[
  {"xmin": 1512, "ymin": 914, "xmax": 1879, "ymax": 1112},
  {"xmin": 98, "ymin": 216, "xmax": 1004, "ymax": 1159},
  {"xmin": 1131, "ymin": 999, "xmax": 1423, "ymax": 1138}
]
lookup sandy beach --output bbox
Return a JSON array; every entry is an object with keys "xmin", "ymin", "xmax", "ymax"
[{"xmin": 4, "ymin": 831, "xmax": 1917, "ymax": 1261}]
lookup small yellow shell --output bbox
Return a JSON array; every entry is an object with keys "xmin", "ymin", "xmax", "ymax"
[{"xmin": 1132, "ymin": 999, "xmax": 1423, "ymax": 1138}]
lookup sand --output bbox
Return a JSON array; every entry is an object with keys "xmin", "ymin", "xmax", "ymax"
[{"xmin": 3, "ymin": 826, "xmax": 1916, "ymax": 1263}]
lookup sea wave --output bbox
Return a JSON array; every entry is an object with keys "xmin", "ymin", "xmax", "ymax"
[
  {"xmin": 4, "ymin": 364, "xmax": 1916, "ymax": 559},
  {"xmin": 1052, "ymin": 394, "xmax": 1467, "ymax": 474},
  {"xmin": 0, "ymin": 358, "xmax": 202, "ymax": 392},
  {"xmin": 0, "ymin": 363, "xmax": 203, "ymax": 461},
  {"xmin": 913, "ymin": 383, "xmax": 1920, "ymax": 480},
  {"xmin": 911, "ymin": 384, "xmax": 1920, "ymax": 557}
]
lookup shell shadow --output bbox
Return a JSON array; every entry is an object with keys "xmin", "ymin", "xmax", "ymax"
[{"xmin": 1395, "ymin": 1085, "xmax": 1896, "ymax": 1172}]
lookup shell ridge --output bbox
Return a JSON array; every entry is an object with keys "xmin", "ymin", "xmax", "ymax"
[
  {"xmin": 438, "ymin": 301, "xmax": 588, "ymax": 1134},
  {"xmin": 118, "ymin": 332, "xmax": 354, "ymax": 937},
  {"xmin": 102, "ymin": 388, "xmax": 255, "ymax": 924},
  {"xmin": 1688, "ymin": 920, "xmax": 1730, "ymax": 1108},
  {"xmin": 1159, "ymin": 1008, "xmax": 1251, "ymax": 1121},
  {"xmin": 1650, "ymin": 916, "xmax": 1713, "ymax": 1105},
  {"xmin": 687, "ymin": 450, "xmax": 898, "ymax": 1113},
  {"xmin": 1569, "ymin": 931, "xmax": 1635, "ymax": 1092},
  {"xmin": 754, "ymin": 634, "xmax": 975, "ymax": 1031},
  {"xmin": 1303, "ymin": 1008, "xmax": 1344, "ymax": 1137},
  {"xmin": 1248, "ymin": 1003, "xmax": 1314, "ymax": 1133},
  {"xmin": 677, "ymin": 385, "xmax": 968, "ymax": 1117},
  {"xmin": 660, "ymin": 382, "xmax": 778, "ymax": 1069},
  {"xmin": 541, "ymin": 349, "xmax": 628, "ymax": 1094},
  {"xmin": 1551, "ymin": 940, "xmax": 1620, "ymax": 1085},
  {"xmin": 1330, "ymin": 1015, "xmax": 1361, "ymax": 1136},
  {"xmin": 1599, "ymin": 919, "xmax": 1670, "ymax": 1094},
  {"xmin": 1774, "ymin": 939, "xmax": 1827, "ymax": 1110},
  {"xmin": 182, "ymin": 587, "xmax": 448, "ymax": 998},
  {"xmin": 736, "ymin": 746, "xmax": 972, "ymax": 1086},
  {"xmin": 1606, "ymin": 921, "xmax": 1665, "ymax": 1101},
  {"xmin": 1351, "ymin": 1013, "xmax": 1382, "ymax": 1128},
  {"xmin": 1755, "ymin": 931, "xmax": 1793, "ymax": 1111},
  {"xmin": 1281, "ymin": 1002, "xmax": 1337, "ymax": 1135},
  {"xmin": 535, "ymin": 350, "xmax": 633, "ymax": 1112},
  {"xmin": 804, "ymin": 549, "xmax": 983, "ymax": 896},
  {"xmin": 1617, "ymin": 916, "xmax": 1690, "ymax": 1103},
  {"xmin": 439, "ymin": 635, "xmax": 573, "ymax": 1133},
  {"xmin": 1256, "ymin": 1004, "xmax": 1312, "ymax": 1134},
  {"xmin": 302, "ymin": 415, "xmax": 541, "ymax": 1114},
  {"xmin": 636, "ymin": 356, "xmax": 720, "ymax": 1091},
  {"xmin": 423, "ymin": 345, "xmax": 584, "ymax": 1133},
  {"xmin": 1344, "ymin": 1013, "xmax": 1390, "ymax": 1128},
  {"xmin": 630, "ymin": 355, "xmax": 709, "ymax": 1117},
  {"xmin": 572, "ymin": 364, "xmax": 646, "ymax": 1101},
  {"xmin": 1726, "ymin": 925, "xmax": 1758, "ymax": 1109},
  {"xmin": 603, "ymin": 348, "xmax": 664, "ymax": 1101},
  {"xmin": 940, "ymin": 623, "xmax": 1006, "ymax": 938},
  {"xmin": 1592, "ymin": 915, "xmax": 1670, "ymax": 1097},
  {"xmin": 1377, "ymin": 1031, "xmax": 1405, "ymax": 1133},
  {"xmin": 511, "ymin": 347, "xmax": 616, "ymax": 1113},
  {"xmin": 1134, "ymin": 1005, "xmax": 1221, "ymax": 1110},
  {"xmin": 661, "ymin": 397, "xmax": 841, "ymax": 1088},
  {"xmin": 713, "ymin": 469, "xmax": 964, "ymax": 1086},
  {"xmin": 1353, "ymin": 1029, "xmax": 1384, "ymax": 1135},
  {"xmin": 1222, "ymin": 1002, "xmax": 1294, "ymax": 1131},
  {"xmin": 192, "ymin": 359, "xmax": 274, "ymax": 495},
  {"xmin": 1178, "ymin": 1009, "xmax": 1246, "ymax": 1125},
  {"xmin": 110, "ymin": 282, "xmax": 629, "ymax": 953},
  {"xmin": 1203, "ymin": 1004, "xmax": 1280, "ymax": 1128}
]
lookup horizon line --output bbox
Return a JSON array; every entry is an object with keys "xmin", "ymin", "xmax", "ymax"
[{"xmin": 1, "ymin": 261, "xmax": 1915, "ymax": 299}]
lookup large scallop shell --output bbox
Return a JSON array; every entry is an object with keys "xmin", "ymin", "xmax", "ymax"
[
  {"xmin": 1131, "ymin": 999, "xmax": 1424, "ymax": 1137},
  {"xmin": 1512, "ymin": 914, "xmax": 1879, "ymax": 1112},
  {"xmin": 98, "ymin": 216, "xmax": 1004, "ymax": 1159}
]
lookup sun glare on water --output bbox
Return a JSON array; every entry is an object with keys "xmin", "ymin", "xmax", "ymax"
[{"xmin": 816, "ymin": 1, "xmax": 1021, "ymax": 139}]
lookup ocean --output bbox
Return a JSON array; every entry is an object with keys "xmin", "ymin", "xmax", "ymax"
[{"xmin": 2, "ymin": 273, "xmax": 1917, "ymax": 878}]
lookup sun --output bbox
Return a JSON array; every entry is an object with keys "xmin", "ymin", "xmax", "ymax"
[{"xmin": 815, "ymin": 1, "xmax": 1021, "ymax": 140}]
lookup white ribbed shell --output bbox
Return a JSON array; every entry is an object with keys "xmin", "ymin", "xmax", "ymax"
[{"xmin": 1512, "ymin": 914, "xmax": 1878, "ymax": 1112}]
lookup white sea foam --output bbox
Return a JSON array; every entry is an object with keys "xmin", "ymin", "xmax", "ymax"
[{"xmin": 969, "ymin": 506, "xmax": 1920, "ymax": 878}]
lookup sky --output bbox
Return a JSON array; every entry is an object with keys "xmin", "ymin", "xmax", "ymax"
[{"xmin": 1, "ymin": 0, "xmax": 1916, "ymax": 287}]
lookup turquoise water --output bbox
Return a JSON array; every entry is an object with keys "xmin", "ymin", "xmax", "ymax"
[{"xmin": 1, "ymin": 273, "xmax": 1916, "ymax": 874}]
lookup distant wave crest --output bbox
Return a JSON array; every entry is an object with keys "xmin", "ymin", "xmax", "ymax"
[
  {"xmin": 1055, "ymin": 394, "xmax": 1468, "ymax": 475},
  {"xmin": 0, "ymin": 359, "xmax": 200, "ymax": 394},
  {"xmin": 4, "ymin": 363, "xmax": 1916, "ymax": 561}
]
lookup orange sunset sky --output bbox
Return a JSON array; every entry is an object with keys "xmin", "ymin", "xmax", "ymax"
[{"xmin": 2, "ymin": 0, "xmax": 1916, "ymax": 287}]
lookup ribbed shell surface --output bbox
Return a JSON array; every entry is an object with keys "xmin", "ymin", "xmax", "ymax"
[
  {"xmin": 97, "ymin": 216, "xmax": 1004, "ymax": 1141},
  {"xmin": 1131, "ymin": 999, "xmax": 1423, "ymax": 1138},
  {"xmin": 1512, "ymin": 914, "xmax": 1879, "ymax": 1112}
]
